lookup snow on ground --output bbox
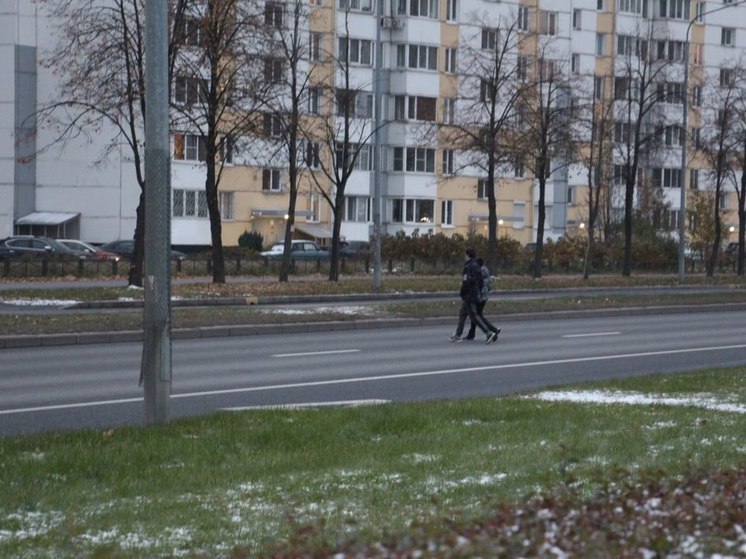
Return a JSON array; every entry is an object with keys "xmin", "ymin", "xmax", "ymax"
[
  {"xmin": 528, "ymin": 390, "xmax": 746, "ymax": 414},
  {"xmin": 1, "ymin": 299, "xmax": 79, "ymax": 307}
]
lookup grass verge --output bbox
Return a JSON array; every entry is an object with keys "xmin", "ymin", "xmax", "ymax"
[{"xmin": 2, "ymin": 367, "xmax": 745, "ymax": 557}]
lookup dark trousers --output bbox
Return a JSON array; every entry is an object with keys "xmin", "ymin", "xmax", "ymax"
[
  {"xmin": 467, "ymin": 300, "xmax": 499, "ymax": 338},
  {"xmin": 455, "ymin": 299, "xmax": 491, "ymax": 337}
]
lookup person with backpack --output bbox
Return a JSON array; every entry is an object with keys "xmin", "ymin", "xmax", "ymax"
[
  {"xmin": 464, "ymin": 257, "xmax": 500, "ymax": 342},
  {"xmin": 450, "ymin": 248, "xmax": 498, "ymax": 344}
]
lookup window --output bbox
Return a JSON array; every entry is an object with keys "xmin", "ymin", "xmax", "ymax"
[
  {"xmin": 307, "ymin": 87, "xmax": 321, "ymax": 114},
  {"xmin": 661, "ymin": 125, "xmax": 683, "ymax": 146},
  {"xmin": 336, "ymin": 89, "xmax": 373, "ymax": 118},
  {"xmin": 481, "ymin": 28, "xmax": 499, "ymax": 50},
  {"xmin": 597, "ymin": 0, "xmax": 604, "ymax": 9},
  {"xmin": 407, "ymin": 96, "xmax": 437, "ymax": 121},
  {"xmin": 308, "ymin": 193, "xmax": 321, "ymax": 222},
  {"xmin": 441, "ymin": 200, "xmax": 454, "ymax": 226},
  {"xmin": 262, "ymin": 169, "xmax": 283, "ymax": 191},
  {"xmin": 618, "ymin": 35, "xmax": 647, "ymax": 57},
  {"xmin": 720, "ymin": 68, "xmax": 734, "ymax": 87},
  {"xmin": 173, "ymin": 133, "xmax": 207, "ymax": 161},
  {"xmin": 693, "ymin": 43, "xmax": 703, "ymax": 65},
  {"xmin": 396, "ymin": 44, "xmax": 438, "ymax": 70},
  {"xmin": 336, "ymin": 142, "xmax": 372, "ymax": 170},
  {"xmin": 265, "ymin": 2, "xmax": 284, "ymax": 27},
  {"xmin": 513, "ymin": 153, "xmax": 525, "ymax": 177},
  {"xmin": 445, "ymin": 48, "xmax": 457, "ymax": 73},
  {"xmin": 614, "ymin": 121, "xmax": 632, "ymax": 143},
  {"xmin": 513, "ymin": 202, "xmax": 525, "ymax": 228},
  {"xmin": 722, "ymin": 28, "xmax": 735, "ymax": 46},
  {"xmin": 618, "ymin": 0, "xmax": 646, "ymax": 15},
  {"xmin": 614, "ymin": 77, "xmax": 639, "ymax": 100},
  {"xmin": 571, "ymin": 53, "xmax": 580, "ymax": 73},
  {"xmin": 690, "ymin": 169, "xmax": 699, "ymax": 190},
  {"xmin": 656, "ymin": 81, "xmax": 684, "ymax": 104},
  {"xmin": 651, "ymin": 167, "xmax": 683, "ymax": 188},
  {"xmin": 477, "ymin": 179, "xmax": 490, "ymax": 200},
  {"xmin": 692, "ymin": 86, "xmax": 702, "ymax": 106},
  {"xmin": 480, "ymin": 79, "xmax": 495, "ymax": 102},
  {"xmin": 567, "ymin": 186, "xmax": 576, "ymax": 205},
  {"xmin": 220, "ymin": 191, "xmax": 234, "ymax": 220},
  {"xmin": 443, "ymin": 98, "xmax": 456, "ymax": 124},
  {"xmin": 174, "ymin": 16, "xmax": 204, "ymax": 47},
  {"xmin": 172, "ymin": 189, "xmax": 208, "ymax": 218},
  {"xmin": 695, "ymin": 1, "xmax": 705, "ymax": 22},
  {"xmin": 392, "ymin": 147, "xmax": 436, "ymax": 173},
  {"xmin": 264, "ymin": 114, "xmax": 283, "ymax": 137},
  {"xmin": 344, "ymin": 196, "xmax": 371, "ymax": 222},
  {"xmin": 596, "ymin": 33, "xmax": 606, "ymax": 55},
  {"xmin": 517, "ymin": 55, "xmax": 528, "ymax": 81},
  {"xmin": 174, "ymin": 76, "xmax": 206, "ymax": 105},
  {"xmin": 303, "ymin": 141, "xmax": 321, "ymax": 169},
  {"xmin": 339, "ymin": 0, "xmax": 373, "ymax": 12},
  {"xmin": 540, "ymin": 11, "xmax": 557, "ymax": 35},
  {"xmin": 310, "ymin": 32, "xmax": 322, "ymax": 61},
  {"xmin": 573, "ymin": 9, "xmax": 582, "ymax": 30},
  {"xmin": 446, "ymin": 0, "xmax": 457, "ymax": 21},
  {"xmin": 264, "ymin": 57, "xmax": 284, "ymax": 82},
  {"xmin": 442, "ymin": 149, "xmax": 455, "ymax": 175},
  {"xmin": 391, "ymin": 198, "xmax": 435, "ymax": 223},
  {"xmin": 408, "ymin": 0, "xmax": 438, "ymax": 18},
  {"xmin": 594, "ymin": 76, "xmax": 605, "ymax": 99},
  {"xmin": 220, "ymin": 135, "xmax": 234, "ymax": 164},
  {"xmin": 659, "ymin": 0, "xmax": 690, "ymax": 19},
  {"xmin": 310, "ymin": 0, "xmax": 323, "ymax": 6},
  {"xmin": 339, "ymin": 38, "xmax": 373, "ymax": 66},
  {"xmin": 517, "ymin": 6, "xmax": 529, "ymax": 31}
]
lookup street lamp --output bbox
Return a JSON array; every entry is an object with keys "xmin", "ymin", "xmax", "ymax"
[
  {"xmin": 498, "ymin": 218, "xmax": 504, "ymax": 238},
  {"xmin": 679, "ymin": 0, "xmax": 746, "ymax": 280}
]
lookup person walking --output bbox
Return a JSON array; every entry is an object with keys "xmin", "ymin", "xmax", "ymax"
[
  {"xmin": 464, "ymin": 257, "xmax": 500, "ymax": 341},
  {"xmin": 450, "ymin": 248, "xmax": 498, "ymax": 344}
]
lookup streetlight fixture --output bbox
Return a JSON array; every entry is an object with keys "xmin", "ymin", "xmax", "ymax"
[{"xmin": 679, "ymin": 0, "xmax": 746, "ymax": 280}]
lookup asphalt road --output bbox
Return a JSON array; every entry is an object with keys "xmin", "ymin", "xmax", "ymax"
[{"xmin": 2, "ymin": 308, "xmax": 745, "ymax": 437}]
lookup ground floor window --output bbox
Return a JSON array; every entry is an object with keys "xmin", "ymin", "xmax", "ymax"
[{"xmin": 391, "ymin": 198, "xmax": 435, "ymax": 224}]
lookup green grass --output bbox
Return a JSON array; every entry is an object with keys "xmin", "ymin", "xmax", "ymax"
[{"xmin": 2, "ymin": 367, "xmax": 746, "ymax": 557}]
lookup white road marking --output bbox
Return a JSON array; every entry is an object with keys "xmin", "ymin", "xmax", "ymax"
[
  {"xmin": 221, "ymin": 399, "xmax": 389, "ymax": 410},
  {"xmin": 2, "ymin": 343, "xmax": 745, "ymax": 415},
  {"xmin": 273, "ymin": 349, "xmax": 360, "ymax": 358},
  {"xmin": 562, "ymin": 331, "xmax": 621, "ymax": 338}
]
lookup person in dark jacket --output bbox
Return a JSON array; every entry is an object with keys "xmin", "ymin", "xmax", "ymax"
[
  {"xmin": 450, "ymin": 248, "xmax": 498, "ymax": 344},
  {"xmin": 465, "ymin": 257, "xmax": 500, "ymax": 340}
]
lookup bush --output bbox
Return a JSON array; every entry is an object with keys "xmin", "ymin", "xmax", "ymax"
[{"xmin": 238, "ymin": 230, "xmax": 263, "ymax": 252}]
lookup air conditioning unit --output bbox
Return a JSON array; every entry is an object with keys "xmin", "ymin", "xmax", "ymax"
[{"xmin": 380, "ymin": 16, "xmax": 403, "ymax": 29}]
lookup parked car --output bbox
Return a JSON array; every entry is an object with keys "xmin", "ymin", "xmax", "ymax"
[
  {"xmin": 58, "ymin": 239, "xmax": 121, "ymax": 261},
  {"xmin": 339, "ymin": 240, "xmax": 370, "ymax": 259},
  {"xmin": 99, "ymin": 239, "xmax": 187, "ymax": 261},
  {"xmin": 260, "ymin": 240, "xmax": 330, "ymax": 261},
  {"xmin": 0, "ymin": 235, "xmax": 86, "ymax": 258}
]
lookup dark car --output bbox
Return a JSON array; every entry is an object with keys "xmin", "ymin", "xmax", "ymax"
[
  {"xmin": 0, "ymin": 235, "xmax": 86, "ymax": 258},
  {"xmin": 99, "ymin": 240, "xmax": 186, "ymax": 261},
  {"xmin": 339, "ymin": 240, "xmax": 370, "ymax": 259},
  {"xmin": 260, "ymin": 240, "xmax": 329, "ymax": 261}
]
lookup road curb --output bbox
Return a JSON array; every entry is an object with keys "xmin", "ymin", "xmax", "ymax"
[{"xmin": 2, "ymin": 302, "xmax": 745, "ymax": 349}]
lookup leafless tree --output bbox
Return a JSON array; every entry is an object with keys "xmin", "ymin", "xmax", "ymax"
[
  {"xmin": 727, "ymin": 65, "xmax": 746, "ymax": 275},
  {"xmin": 441, "ymin": 14, "xmax": 528, "ymax": 273},
  {"xmin": 612, "ymin": 20, "xmax": 671, "ymax": 276},
  {"xmin": 698, "ymin": 65, "xmax": 742, "ymax": 276},
  {"xmin": 35, "ymin": 0, "xmax": 189, "ymax": 287},
  {"xmin": 171, "ymin": 0, "xmax": 265, "ymax": 284},
  {"xmin": 514, "ymin": 46, "xmax": 577, "ymax": 278}
]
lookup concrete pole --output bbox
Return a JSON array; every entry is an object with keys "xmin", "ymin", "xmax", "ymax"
[
  {"xmin": 371, "ymin": 0, "xmax": 384, "ymax": 290},
  {"xmin": 141, "ymin": 0, "xmax": 172, "ymax": 425}
]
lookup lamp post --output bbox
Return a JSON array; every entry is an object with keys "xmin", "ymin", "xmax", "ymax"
[{"xmin": 679, "ymin": 0, "xmax": 746, "ymax": 280}]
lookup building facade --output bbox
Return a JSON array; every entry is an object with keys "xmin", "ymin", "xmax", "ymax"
[{"xmin": 2, "ymin": 0, "xmax": 744, "ymax": 248}]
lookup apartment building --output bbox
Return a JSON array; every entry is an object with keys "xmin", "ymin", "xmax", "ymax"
[{"xmin": 2, "ymin": 0, "xmax": 744, "ymax": 248}]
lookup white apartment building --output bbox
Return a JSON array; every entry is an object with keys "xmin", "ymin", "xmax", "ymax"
[{"xmin": 2, "ymin": 0, "xmax": 745, "ymax": 248}]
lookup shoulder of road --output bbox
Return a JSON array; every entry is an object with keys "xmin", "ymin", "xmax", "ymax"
[{"xmin": 2, "ymin": 287, "xmax": 745, "ymax": 349}]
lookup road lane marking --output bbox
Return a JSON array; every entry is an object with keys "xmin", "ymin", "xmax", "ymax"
[
  {"xmin": 273, "ymin": 349, "xmax": 360, "ymax": 358},
  {"xmin": 2, "ymin": 343, "xmax": 745, "ymax": 415},
  {"xmin": 220, "ymin": 399, "xmax": 389, "ymax": 410},
  {"xmin": 562, "ymin": 332, "xmax": 621, "ymax": 338}
]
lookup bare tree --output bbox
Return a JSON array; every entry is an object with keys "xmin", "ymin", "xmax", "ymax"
[
  {"xmin": 515, "ymin": 47, "xmax": 577, "ymax": 278},
  {"xmin": 35, "ymin": 0, "xmax": 188, "ymax": 287},
  {"xmin": 699, "ymin": 66, "xmax": 741, "ymax": 276},
  {"xmin": 612, "ymin": 21, "xmax": 671, "ymax": 276},
  {"xmin": 441, "ymin": 15, "xmax": 528, "ymax": 272},
  {"xmin": 302, "ymin": 8, "xmax": 380, "ymax": 281},
  {"xmin": 727, "ymin": 65, "xmax": 746, "ymax": 275},
  {"xmin": 171, "ymin": 0, "xmax": 264, "ymax": 284},
  {"xmin": 254, "ymin": 0, "xmax": 313, "ymax": 282}
]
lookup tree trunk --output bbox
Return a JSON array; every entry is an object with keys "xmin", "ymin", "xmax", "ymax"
[
  {"xmin": 534, "ymin": 172, "xmax": 546, "ymax": 279},
  {"xmin": 622, "ymin": 177, "xmax": 634, "ymax": 276},
  {"xmin": 128, "ymin": 191, "xmax": 145, "ymax": 287}
]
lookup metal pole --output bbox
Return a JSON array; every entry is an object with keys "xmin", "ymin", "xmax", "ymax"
[
  {"xmin": 679, "ymin": 0, "xmax": 746, "ymax": 280},
  {"xmin": 371, "ymin": 0, "xmax": 384, "ymax": 289},
  {"xmin": 141, "ymin": 0, "xmax": 172, "ymax": 425}
]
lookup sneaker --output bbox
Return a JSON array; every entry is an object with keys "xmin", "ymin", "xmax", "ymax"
[
  {"xmin": 449, "ymin": 334, "xmax": 462, "ymax": 343},
  {"xmin": 485, "ymin": 331, "xmax": 498, "ymax": 344},
  {"xmin": 463, "ymin": 335, "xmax": 475, "ymax": 341}
]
